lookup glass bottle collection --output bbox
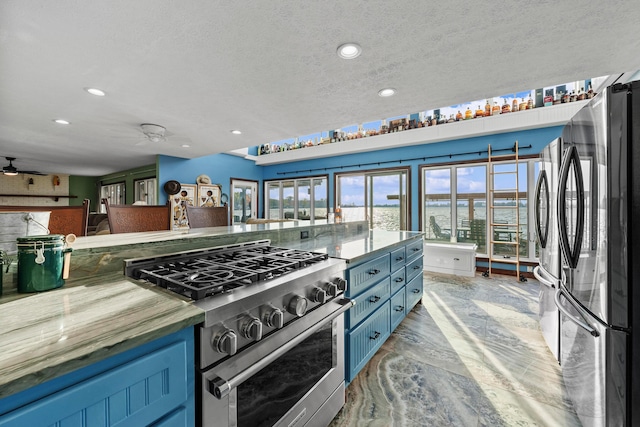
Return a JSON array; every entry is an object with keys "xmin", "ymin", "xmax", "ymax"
[{"xmin": 259, "ymin": 81, "xmax": 597, "ymax": 155}]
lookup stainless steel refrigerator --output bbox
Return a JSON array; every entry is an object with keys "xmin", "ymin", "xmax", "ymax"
[
  {"xmin": 553, "ymin": 80, "xmax": 640, "ymax": 427},
  {"xmin": 534, "ymin": 136, "xmax": 562, "ymax": 363}
]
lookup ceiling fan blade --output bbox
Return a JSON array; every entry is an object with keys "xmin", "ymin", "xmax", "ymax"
[{"xmin": 20, "ymin": 170, "xmax": 47, "ymax": 176}]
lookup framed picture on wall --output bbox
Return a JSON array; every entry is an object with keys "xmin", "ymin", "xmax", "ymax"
[
  {"xmin": 197, "ymin": 184, "xmax": 221, "ymax": 207},
  {"xmin": 170, "ymin": 183, "xmax": 196, "ymax": 230}
]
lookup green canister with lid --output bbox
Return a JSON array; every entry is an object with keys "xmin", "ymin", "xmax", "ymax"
[{"xmin": 17, "ymin": 234, "xmax": 71, "ymax": 293}]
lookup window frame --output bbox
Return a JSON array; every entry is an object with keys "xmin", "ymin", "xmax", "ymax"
[{"xmin": 420, "ymin": 156, "xmax": 539, "ymax": 261}]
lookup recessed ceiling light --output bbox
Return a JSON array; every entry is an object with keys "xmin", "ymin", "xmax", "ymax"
[
  {"xmin": 53, "ymin": 119, "xmax": 70, "ymax": 125},
  {"xmin": 231, "ymin": 130, "xmax": 242, "ymax": 135},
  {"xmin": 85, "ymin": 87, "xmax": 106, "ymax": 96},
  {"xmin": 181, "ymin": 144, "xmax": 190, "ymax": 148},
  {"xmin": 337, "ymin": 43, "xmax": 362, "ymax": 59},
  {"xmin": 378, "ymin": 88, "xmax": 396, "ymax": 97}
]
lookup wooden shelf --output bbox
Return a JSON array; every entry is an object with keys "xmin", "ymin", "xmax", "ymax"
[{"xmin": 0, "ymin": 194, "xmax": 78, "ymax": 202}]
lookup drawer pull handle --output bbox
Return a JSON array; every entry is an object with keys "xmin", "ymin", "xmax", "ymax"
[
  {"xmin": 370, "ymin": 331, "xmax": 381, "ymax": 340},
  {"xmin": 412, "ymin": 248, "xmax": 421, "ymax": 252},
  {"xmin": 369, "ymin": 295, "xmax": 381, "ymax": 303},
  {"xmin": 395, "ymin": 277, "xmax": 404, "ymax": 283},
  {"xmin": 395, "ymin": 257, "xmax": 404, "ymax": 261},
  {"xmin": 412, "ymin": 289, "xmax": 421, "ymax": 294},
  {"xmin": 413, "ymin": 265, "xmax": 421, "ymax": 270},
  {"xmin": 395, "ymin": 306, "xmax": 404, "ymax": 312},
  {"xmin": 454, "ymin": 257, "xmax": 460, "ymax": 261},
  {"xmin": 368, "ymin": 269, "xmax": 381, "ymax": 275}
]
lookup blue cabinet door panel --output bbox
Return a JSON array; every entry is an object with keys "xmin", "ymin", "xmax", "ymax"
[
  {"xmin": 390, "ymin": 268, "xmax": 405, "ymax": 294},
  {"xmin": 346, "ymin": 278, "xmax": 391, "ymax": 330},
  {"xmin": 1, "ymin": 341, "xmax": 188, "ymax": 427},
  {"xmin": 390, "ymin": 247, "xmax": 406, "ymax": 272},
  {"xmin": 347, "ymin": 302, "xmax": 391, "ymax": 383},
  {"xmin": 405, "ymin": 255, "xmax": 423, "ymax": 282},
  {"xmin": 390, "ymin": 289, "xmax": 406, "ymax": 331},
  {"xmin": 346, "ymin": 254, "xmax": 390, "ymax": 297},
  {"xmin": 406, "ymin": 274, "xmax": 424, "ymax": 309},
  {"xmin": 405, "ymin": 239, "xmax": 423, "ymax": 262}
]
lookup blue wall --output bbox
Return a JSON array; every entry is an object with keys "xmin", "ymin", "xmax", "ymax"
[
  {"xmin": 155, "ymin": 126, "xmax": 563, "ymax": 229},
  {"xmin": 261, "ymin": 126, "xmax": 563, "ymax": 230},
  {"xmin": 158, "ymin": 153, "xmax": 261, "ymax": 204}
]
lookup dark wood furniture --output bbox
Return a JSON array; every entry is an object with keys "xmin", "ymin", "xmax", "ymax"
[
  {"xmin": 102, "ymin": 198, "xmax": 171, "ymax": 234},
  {"xmin": 185, "ymin": 205, "xmax": 229, "ymax": 228},
  {"xmin": 0, "ymin": 199, "xmax": 90, "ymax": 236}
]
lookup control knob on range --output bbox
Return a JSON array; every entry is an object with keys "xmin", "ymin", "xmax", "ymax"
[
  {"xmin": 212, "ymin": 329, "xmax": 238, "ymax": 356},
  {"xmin": 310, "ymin": 287, "xmax": 327, "ymax": 304},
  {"xmin": 262, "ymin": 306, "xmax": 284, "ymax": 329},
  {"xmin": 333, "ymin": 277, "xmax": 347, "ymax": 293},
  {"xmin": 324, "ymin": 282, "xmax": 338, "ymax": 298},
  {"xmin": 240, "ymin": 315, "xmax": 263, "ymax": 341},
  {"xmin": 287, "ymin": 295, "xmax": 308, "ymax": 317}
]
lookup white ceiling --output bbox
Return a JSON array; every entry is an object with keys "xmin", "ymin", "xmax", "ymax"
[{"xmin": 2, "ymin": 1, "xmax": 640, "ymax": 176}]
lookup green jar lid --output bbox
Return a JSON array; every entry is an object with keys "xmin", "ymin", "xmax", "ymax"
[{"xmin": 16, "ymin": 234, "xmax": 65, "ymax": 242}]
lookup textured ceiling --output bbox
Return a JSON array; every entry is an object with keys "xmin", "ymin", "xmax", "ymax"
[{"xmin": 1, "ymin": 1, "xmax": 640, "ymax": 176}]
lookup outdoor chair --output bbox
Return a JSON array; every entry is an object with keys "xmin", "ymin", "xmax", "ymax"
[{"xmin": 429, "ymin": 216, "xmax": 451, "ymax": 240}]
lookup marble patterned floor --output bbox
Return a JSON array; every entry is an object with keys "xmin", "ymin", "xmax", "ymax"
[{"xmin": 329, "ymin": 272, "xmax": 582, "ymax": 427}]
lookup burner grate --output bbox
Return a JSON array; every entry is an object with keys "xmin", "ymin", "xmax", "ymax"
[{"xmin": 127, "ymin": 242, "xmax": 330, "ymax": 301}]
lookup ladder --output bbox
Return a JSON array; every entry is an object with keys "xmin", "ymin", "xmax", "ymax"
[{"xmin": 484, "ymin": 141, "xmax": 526, "ymax": 281}]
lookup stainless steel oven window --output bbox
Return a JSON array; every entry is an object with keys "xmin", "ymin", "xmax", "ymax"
[{"xmin": 235, "ymin": 319, "xmax": 336, "ymax": 427}]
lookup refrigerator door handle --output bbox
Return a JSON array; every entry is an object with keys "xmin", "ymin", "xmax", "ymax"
[
  {"xmin": 533, "ymin": 265, "xmax": 558, "ymax": 289},
  {"xmin": 557, "ymin": 145, "xmax": 585, "ymax": 269},
  {"xmin": 554, "ymin": 287, "xmax": 599, "ymax": 337},
  {"xmin": 534, "ymin": 169, "xmax": 549, "ymax": 248}
]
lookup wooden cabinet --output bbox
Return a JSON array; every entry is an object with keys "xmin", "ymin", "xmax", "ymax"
[
  {"xmin": 344, "ymin": 237, "xmax": 423, "ymax": 383},
  {"xmin": 0, "ymin": 328, "xmax": 194, "ymax": 427}
]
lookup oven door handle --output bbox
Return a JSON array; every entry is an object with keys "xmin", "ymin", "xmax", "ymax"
[{"xmin": 209, "ymin": 297, "xmax": 355, "ymax": 399}]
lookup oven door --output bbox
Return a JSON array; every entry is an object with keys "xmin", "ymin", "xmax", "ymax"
[{"xmin": 199, "ymin": 298, "xmax": 352, "ymax": 427}]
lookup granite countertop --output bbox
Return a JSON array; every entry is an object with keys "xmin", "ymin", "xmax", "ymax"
[
  {"xmin": 0, "ymin": 223, "xmax": 421, "ymax": 401},
  {"xmin": 284, "ymin": 229, "xmax": 424, "ymax": 264},
  {"xmin": 0, "ymin": 272, "xmax": 204, "ymax": 399}
]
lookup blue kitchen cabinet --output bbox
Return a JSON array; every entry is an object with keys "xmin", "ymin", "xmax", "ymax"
[
  {"xmin": 0, "ymin": 327, "xmax": 195, "ymax": 427},
  {"xmin": 344, "ymin": 237, "xmax": 423, "ymax": 383}
]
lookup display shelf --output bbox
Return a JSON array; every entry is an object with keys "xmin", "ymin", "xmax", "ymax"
[{"xmin": 253, "ymin": 101, "xmax": 589, "ymax": 166}]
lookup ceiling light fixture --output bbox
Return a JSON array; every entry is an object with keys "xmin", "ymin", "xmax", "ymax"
[
  {"xmin": 53, "ymin": 119, "xmax": 70, "ymax": 125},
  {"xmin": 181, "ymin": 144, "xmax": 190, "ymax": 148},
  {"xmin": 378, "ymin": 88, "xmax": 396, "ymax": 97},
  {"xmin": 231, "ymin": 130, "xmax": 242, "ymax": 135},
  {"xmin": 85, "ymin": 87, "xmax": 106, "ymax": 96},
  {"xmin": 337, "ymin": 43, "xmax": 362, "ymax": 59},
  {"xmin": 140, "ymin": 123, "xmax": 166, "ymax": 143}
]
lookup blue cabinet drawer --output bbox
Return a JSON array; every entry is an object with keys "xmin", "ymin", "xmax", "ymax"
[
  {"xmin": 346, "ymin": 253, "xmax": 390, "ymax": 297},
  {"xmin": 390, "ymin": 247, "xmax": 406, "ymax": 272},
  {"xmin": 406, "ymin": 273, "xmax": 424, "ymax": 309},
  {"xmin": 405, "ymin": 239, "xmax": 423, "ymax": 261},
  {"xmin": 0, "ymin": 340, "xmax": 190, "ymax": 427},
  {"xmin": 346, "ymin": 301, "xmax": 391, "ymax": 383},
  {"xmin": 346, "ymin": 277, "xmax": 391, "ymax": 330},
  {"xmin": 390, "ymin": 288, "xmax": 406, "ymax": 331},
  {"xmin": 390, "ymin": 268, "xmax": 406, "ymax": 294},
  {"xmin": 406, "ymin": 255, "xmax": 423, "ymax": 282}
]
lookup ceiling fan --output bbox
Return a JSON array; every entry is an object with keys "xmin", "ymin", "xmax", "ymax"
[{"xmin": 2, "ymin": 157, "xmax": 46, "ymax": 176}]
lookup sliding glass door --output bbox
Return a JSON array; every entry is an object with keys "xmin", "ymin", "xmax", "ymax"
[{"xmin": 336, "ymin": 168, "xmax": 409, "ymax": 231}]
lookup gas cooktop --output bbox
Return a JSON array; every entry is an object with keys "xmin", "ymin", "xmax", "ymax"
[{"xmin": 124, "ymin": 240, "xmax": 330, "ymax": 301}]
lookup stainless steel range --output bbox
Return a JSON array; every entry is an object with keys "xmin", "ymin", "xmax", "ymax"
[{"xmin": 125, "ymin": 240, "xmax": 352, "ymax": 427}]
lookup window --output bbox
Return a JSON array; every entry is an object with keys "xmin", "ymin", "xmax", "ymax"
[
  {"xmin": 421, "ymin": 159, "xmax": 539, "ymax": 260},
  {"xmin": 231, "ymin": 179, "xmax": 258, "ymax": 224},
  {"xmin": 99, "ymin": 182, "xmax": 125, "ymax": 213},
  {"xmin": 265, "ymin": 176, "xmax": 328, "ymax": 220},
  {"xmin": 336, "ymin": 168, "xmax": 409, "ymax": 231},
  {"xmin": 134, "ymin": 178, "xmax": 157, "ymax": 205}
]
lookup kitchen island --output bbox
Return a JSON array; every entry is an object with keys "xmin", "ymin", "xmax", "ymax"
[{"xmin": 0, "ymin": 220, "xmax": 423, "ymax": 425}]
